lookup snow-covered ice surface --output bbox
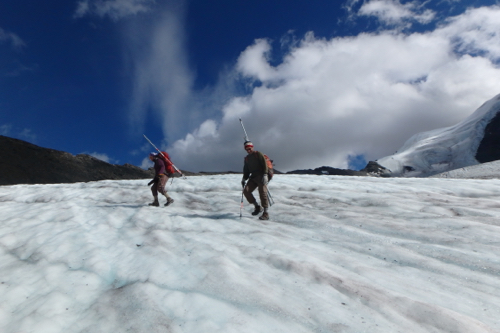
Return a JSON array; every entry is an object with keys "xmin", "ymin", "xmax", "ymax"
[
  {"xmin": 1, "ymin": 174, "xmax": 500, "ymax": 333},
  {"xmin": 377, "ymin": 94, "xmax": 500, "ymax": 177},
  {"xmin": 433, "ymin": 160, "xmax": 500, "ymax": 180}
]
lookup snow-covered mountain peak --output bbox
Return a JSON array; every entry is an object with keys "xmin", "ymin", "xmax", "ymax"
[{"xmin": 376, "ymin": 93, "xmax": 500, "ymax": 177}]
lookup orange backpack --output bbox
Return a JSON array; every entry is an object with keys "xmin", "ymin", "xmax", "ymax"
[
  {"xmin": 246, "ymin": 151, "xmax": 274, "ymax": 180},
  {"xmin": 263, "ymin": 154, "xmax": 274, "ymax": 180}
]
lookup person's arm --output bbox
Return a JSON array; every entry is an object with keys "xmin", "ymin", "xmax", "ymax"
[
  {"xmin": 243, "ymin": 158, "xmax": 251, "ymax": 180},
  {"xmin": 157, "ymin": 158, "xmax": 166, "ymax": 175},
  {"xmin": 258, "ymin": 152, "xmax": 268, "ymax": 174}
]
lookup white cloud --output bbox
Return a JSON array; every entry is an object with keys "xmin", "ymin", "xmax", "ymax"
[
  {"xmin": 140, "ymin": 157, "xmax": 153, "ymax": 169},
  {"xmin": 18, "ymin": 128, "xmax": 37, "ymax": 143},
  {"xmin": 236, "ymin": 39, "xmax": 278, "ymax": 82},
  {"xmin": 437, "ymin": 5, "xmax": 500, "ymax": 62},
  {"xmin": 125, "ymin": 6, "xmax": 194, "ymax": 144},
  {"xmin": 0, "ymin": 124, "xmax": 12, "ymax": 136},
  {"xmin": 358, "ymin": 0, "xmax": 436, "ymax": 27},
  {"xmin": 74, "ymin": 0, "xmax": 156, "ymax": 20},
  {"xmin": 0, "ymin": 125, "xmax": 37, "ymax": 142},
  {"xmin": 88, "ymin": 152, "xmax": 113, "ymax": 163},
  {"xmin": 166, "ymin": 5, "xmax": 500, "ymax": 173},
  {"xmin": 0, "ymin": 28, "xmax": 25, "ymax": 50}
]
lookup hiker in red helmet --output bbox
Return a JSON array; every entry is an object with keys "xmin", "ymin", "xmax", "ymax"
[
  {"xmin": 148, "ymin": 152, "xmax": 175, "ymax": 207},
  {"xmin": 241, "ymin": 141, "xmax": 270, "ymax": 220}
]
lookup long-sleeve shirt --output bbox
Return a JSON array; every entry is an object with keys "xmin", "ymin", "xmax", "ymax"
[
  {"xmin": 243, "ymin": 151, "xmax": 268, "ymax": 180},
  {"xmin": 153, "ymin": 158, "xmax": 166, "ymax": 176}
]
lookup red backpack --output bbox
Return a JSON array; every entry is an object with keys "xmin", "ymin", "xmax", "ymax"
[{"xmin": 158, "ymin": 152, "xmax": 176, "ymax": 175}]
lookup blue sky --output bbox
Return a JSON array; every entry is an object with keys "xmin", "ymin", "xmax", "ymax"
[{"xmin": 1, "ymin": 0, "xmax": 500, "ymax": 172}]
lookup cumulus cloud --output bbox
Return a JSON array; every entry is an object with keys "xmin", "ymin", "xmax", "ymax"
[
  {"xmin": 236, "ymin": 39, "xmax": 277, "ymax": 81},
  {"xmin": 438, "ymin": 6, "xmax": 500, "ymax": 62},
  {"xmin": 167, "ymin": 5, "xmax": 500, "ymax": 173},
  {"xmin": 74, "ymin": 0, "xmax": 156, "ymax": 20}
]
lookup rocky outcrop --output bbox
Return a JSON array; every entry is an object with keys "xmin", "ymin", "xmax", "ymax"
[
  {"xmin": 287, "ymin": 166, "xmax": 367, "ymax": 176},
  {"xmin": 475, "ymin": 110, "xmax": 500, "ymax": 163},
  {"xmin": 360, "ymin": 161, "xmax": 391, "ymax": 177}
]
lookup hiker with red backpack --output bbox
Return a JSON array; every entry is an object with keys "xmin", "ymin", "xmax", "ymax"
[
  {"xmin": 147, "ymin": 152, "xmax": 175, "ymax": 207},
  {"xmin": 241, "ymin": 140, "xmax": 272, "ymax": 220}
]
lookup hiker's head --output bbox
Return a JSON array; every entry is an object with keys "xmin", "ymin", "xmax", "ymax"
[
  {"xmin": 149, "ymin": 152, "xmax": 157, "ymax": 161},
  {"xmin": 244, "ymin": 141, "xmax": 254, "ymax": 153}
]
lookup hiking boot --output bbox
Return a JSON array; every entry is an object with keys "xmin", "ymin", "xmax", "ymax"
[
  {"xmin": 164, "ymin": 198, "xmax": 174, "ymax": 207},
  {"xmin": 148, "ymin": 200, "xmax": 159, "ymax": 207},
  {"xmin": 259, "ymin": 212, "xmax": 269, "ymax": 220},
  {"xmin": 251, "ymin": 205, "xmax": 261, "ymax": 216}
]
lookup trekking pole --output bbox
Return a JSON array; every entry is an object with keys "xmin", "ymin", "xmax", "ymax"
[
  {"xmin": 240, "ymin": 189, "xmax": 244, "ymax": 219},
  {"xmin": 143, "ymin": 134, "xmax": 187, "ymax": 179},
  {"xmin": 267, "ymin": 188, "xmax": 274, "ymax": 207},
  {"xmin": 239, "ymin": 118, "xmax": 249, "ymax": 218}
]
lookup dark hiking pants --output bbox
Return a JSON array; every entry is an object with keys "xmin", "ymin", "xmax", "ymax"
[{"xmin": 243, "ymin": 175, "xmax": 269, "ymax": 209}]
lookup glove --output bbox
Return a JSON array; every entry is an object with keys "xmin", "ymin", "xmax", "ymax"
[
  {"xmin": 241, "ymin": 179, "xmax": 246, "ymax": 188},
  {"xmin": 148, "ymin": 177, "xmax": 157, "ymax": 186},
  {"xmin": 262, "ymin": 174, "xmax": 268, "ymax": 186}
]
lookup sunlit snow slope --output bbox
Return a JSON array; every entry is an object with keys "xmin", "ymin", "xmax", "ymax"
[{"xmin": 1, "ymin": 174, "xmax": 500, "ymax": 332}]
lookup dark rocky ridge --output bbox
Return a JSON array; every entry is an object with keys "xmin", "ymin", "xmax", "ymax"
[
  {"xmin": 0, "ymin": 135, "xmax": 155, "ymax": 185},
  {"xmin": 287, "ymin": 166, "xmax": 368, "ymax": 176},
  {"xmin": 475, "ymin": 111, "xmax": 500, "ymax": 163},
  {"xmin": 359, "ymin": 161, "xmax": 391, "ymax": 176}
]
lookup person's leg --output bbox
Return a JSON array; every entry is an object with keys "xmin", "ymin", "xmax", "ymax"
[
  {"xmin": 257, "ymin": 181, "xmax": 269, "ymax": 220},
  {"xmin": 243, "ymin": 179, "xmax": 261, "ymax": 215},
  {"xmin": 149, "ymin": 180, "xmax": 160, "ymax": 206},
  {"xmin": 158, "ymin": 175, "xmax": 174, "ymax": 206},
  {"xmin": 257, "ymin": 183, "xmax": 269, "ymax": 209}
]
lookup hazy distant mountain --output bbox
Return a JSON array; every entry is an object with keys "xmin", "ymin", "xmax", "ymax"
[{"xmin": 372, "ymin": 93, "xmax": 500, "ymax": 177}]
